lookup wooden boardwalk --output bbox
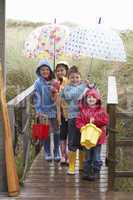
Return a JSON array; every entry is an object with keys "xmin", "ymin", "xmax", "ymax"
[{"xmin": 1, "ymin": 145, "xmax": 133, "ymax": 200}]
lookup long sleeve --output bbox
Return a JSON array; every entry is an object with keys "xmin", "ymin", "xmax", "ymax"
[
  {"xmin": 62, "ymin": 84, "xmax": 86, "ymax": 102},
  {"xmin": 94, "ymin": 109, "xmax": 109, "ymax": 128},
  {"xmin": 34, "ymin": 81, "xmax": 42, "ymax": 113},
  {"xmin": 34, "ymin": 77, "xmax": 57, "ymax": 118},
  {"xmin": 60, "ymin": 83, "xmax": 87, "ymax": 119},
  {"xmin": 76, "ymin": 112, "xmax": 88, "ymax": 129}
]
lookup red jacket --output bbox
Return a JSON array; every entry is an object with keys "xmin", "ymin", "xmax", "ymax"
[{"xmin": 76, "ymin": 89, "xmax": 109, "ymax": 144}]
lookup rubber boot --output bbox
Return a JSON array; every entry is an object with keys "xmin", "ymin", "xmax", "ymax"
[
  {"xmin": 79, "ymin": 151, "xmax": 85, "ymax": 171},
  {"xmin": 94, "ymin": 160, "xmax": 103, "ymax": 178},
  {"xmin": 44, "ymin": 135, "xmax": 52, "ymax": 161},
  {"xmin": 82, "ymin": 160, "xmax": 95, "ymax": 181},
  {"xmin": 67, "ymin": 151, "xmax": 76, "ymax": 175},
  {"xmin": 53, "ymin": 133, "xmax": 61, "ymax": 162}
]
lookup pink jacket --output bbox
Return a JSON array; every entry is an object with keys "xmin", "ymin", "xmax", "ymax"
[{"xmin": 76, "ymin": 89, "xmax": 109, "ymax": 144}]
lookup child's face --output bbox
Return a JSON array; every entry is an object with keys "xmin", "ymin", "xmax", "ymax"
[
  {"xmin": 86, "ymin": 95, "xmax": 97, "ymax": 106},
  {"xmin": 69, "ymin": 73, "xmax": 81, "ymax": 85},
  {"xmin": 40, "ymin": 66, "xmax": 50, "ymax": 79},
  {"xmin": 56, "ymin": 66, "xmax": 67, "ymax": 79}
]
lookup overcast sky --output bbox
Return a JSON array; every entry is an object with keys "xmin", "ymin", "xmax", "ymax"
[{"xmin": 6, "ymin": 0, "xmax": 133, "ymax": 30}]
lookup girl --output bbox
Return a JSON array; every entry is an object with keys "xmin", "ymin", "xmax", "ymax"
[
  {"xmin": 61, "ymin": 66, "xmax": 87, "ymax": 174},
  {"xmin": 76, "ymin": 88, "xmax": 109, "ymax": 180},
  {"xmin": 34, "ymin": 59, "xmax": 60, "ymax": 162},
  {"xmin": 55, "ymin": 61, "xmax": 69, "ymax": 164}
]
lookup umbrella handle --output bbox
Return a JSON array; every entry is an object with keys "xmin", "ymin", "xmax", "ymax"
[
  {"xmin": 98, "ymin": 17, "xmax": 102, "ymax": 24},
  {"xmin": 53, "ymin": 18, "xmax": 56, "ymax": 70},
  {"xmin": 88, "ymin": 56, "xmax": 93, "ymax": 80}
]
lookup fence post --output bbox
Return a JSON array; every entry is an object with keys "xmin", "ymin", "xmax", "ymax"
[
  {"xmin": 0, "ymin": 0, "xmax": 7, "ymax": 193},
  {"xmin": 107, "ymin": 76, "xmax": 118, "ymax": 190}
]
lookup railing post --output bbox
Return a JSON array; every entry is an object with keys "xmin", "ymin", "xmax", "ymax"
[
  {"xmin": 8, "ymin": 105, "xmax": 15, "ymax": 143},
  {"xmin": 107, "ymin": 76, "xmax": 118, "ymax": 190},
  {"xmin": 0, "ymin": 116, "xmax": 7, "ymax": 192},
  {"xmin": 22, "ymin": 102, "xmax": 29, "ymax": 165},
  {"xmin": 0, "ymin": 0, "xmax": 7, "ymax": 192}
]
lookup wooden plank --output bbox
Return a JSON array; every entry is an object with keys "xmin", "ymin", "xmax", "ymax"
[
  {"xmin": 116, "ymin": 112, "xmax": 133, "ymax": 119},
  {"xmin": 116, "ymin": 140, "xmax": 133, "ymax": 146},
  {"xmin": 115, "ymin": 171, "xmax": 133, "ymax": 177},
  {"xmin": 107, "ymin": 104, "xmax": 116, "ymax": 190},
  {"xmin": 107, "ymin": 76, "xmax": 118, "ymax": 190},
  {"xmin": 18, "ymin": 146, "xmax": 108, "ymax": 198}
]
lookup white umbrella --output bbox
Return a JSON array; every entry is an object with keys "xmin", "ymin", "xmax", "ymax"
[{"xmin": 64, "ymin": 25, "xmax": 126, "ymax": 62}]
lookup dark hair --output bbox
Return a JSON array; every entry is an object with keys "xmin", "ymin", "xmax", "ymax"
[
  {"xmin": 39, "ymin": 65, "xmax": 55, "ymax": 80},
  {"xmin": 55, "ymin": 63, "xmax": 69, "ymax": 72},
  {"xmin": 68, "ymin": 65, "xmax": 81, "ymax": 78}
]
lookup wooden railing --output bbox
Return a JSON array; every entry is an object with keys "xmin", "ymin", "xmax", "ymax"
[
  {"xmin": 7, "ymin": 85, "xmax": 35, "ymax": 183},
  {"xmin": 107, "ymin": 76, "xmax": 118, "ymax": 190},
  {"xmin": 115, "ymin": 109, "xmax": 133, "ymax": 179},
  {"xmin": 107, "ymin": 76, "xmax": 133, "ymax": 191}
]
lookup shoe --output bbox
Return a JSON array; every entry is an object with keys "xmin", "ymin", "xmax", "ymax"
[
  {"xmin": 53, "ymin": 133, "xmax": 60, "ymax": 162},
  {"xmin": 60, "ymin": 156, "xmax": 66, "ymax": 164},
  {"xmin": 67, "ymin": 170, "xmax": 75, "ymax": 175},
  {"xmin": 54, "ymin": 152, "xmax": 61, "ymax": 162},
  {"xmin": 82, "ymin": 174, "xmax": 95, "ymax": 181},
  {"xmin": 65, "ymin": 158, "xmax": 69, "ymax": 166},
  {"xmin": 82, "ymin": 174, "xmax": 89, "ymax": 180},
  {"xmin": 45, "ymin": 154, "xmax": 52, "ymax": 162}
]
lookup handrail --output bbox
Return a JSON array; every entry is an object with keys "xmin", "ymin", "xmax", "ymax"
[
  {"xmin": 107, "ymin": 75, "xmax": 118, "ymax": 190},
  {"xmin": 8, "ymin": 85, "xmax": 34, "ymax": 107},
  {"xmin": 7, "ymin": 84, "xmax": 36, "ymax": 184}
]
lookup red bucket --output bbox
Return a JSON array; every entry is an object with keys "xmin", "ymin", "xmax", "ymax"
[{"xmin": 32, "ymin": 123, "xmax": 49, "ymax": 140}]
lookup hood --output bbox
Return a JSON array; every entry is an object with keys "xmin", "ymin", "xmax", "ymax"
[
  {"xmin": 79, "ymin": 88, "xmax": 101, "ymax": 108},
  {"xmin": 55, "ymin": 60, "xmax": 69, "ymax": 71},
  {"xmin": 36, "ymin": 59, "xmax": 53, "ymax": 76},
  {"xmin": 85, "ymin": 88, "xmax": 101, "ymax": 101}
]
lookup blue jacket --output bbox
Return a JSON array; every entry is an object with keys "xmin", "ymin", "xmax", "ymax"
[
  {"xmin": 34, "ymin": 59, "xmax": 56, "ymax": 118},
  {"xmin": 61, "ymin": 82, "xmax": 86, "ymax": 119}
]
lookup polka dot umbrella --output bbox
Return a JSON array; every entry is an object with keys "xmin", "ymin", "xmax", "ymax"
[{"xmin": 64, "ymin": 25, "xmax": 126, "ymax": 62}]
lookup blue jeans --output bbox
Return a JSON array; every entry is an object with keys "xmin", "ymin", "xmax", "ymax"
[
  {"xmin": 83, "ymin": 144, "xmax": 103, "ymax": 176},
  {"xmin": 43, "ymin": 118, "xmax": 60, "ymax": 158}
]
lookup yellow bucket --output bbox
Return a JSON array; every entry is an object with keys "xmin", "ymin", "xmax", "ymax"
[{"xmin": 80, "ymin": 123, "xmax": 102, "ymax": 149}]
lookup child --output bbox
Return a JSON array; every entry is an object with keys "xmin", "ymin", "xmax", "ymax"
[
  {"xmin": 61, "ymin": 66, "xmax": 87, "ymax": 174},
  {"xmin": 55, "ymin": 61, "xmax": 69, "ymax": 164},
  {"xmin": 76, "ymin": 88, "xmax": 109, "ymax": 180},
  {"xmin": 34, "ymin": 59, "xmax": 60, "ymax": 162}
]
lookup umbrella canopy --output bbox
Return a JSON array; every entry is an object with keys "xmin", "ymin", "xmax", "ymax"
[
  {"xmin": 24, "ymin": 24, "xmax": 69, "ymax": 60},
  {"xmin": 64, "ymin": 25, "xmax": 126, "ymax": 62}
]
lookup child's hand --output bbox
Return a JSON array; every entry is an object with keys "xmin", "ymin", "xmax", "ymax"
[
  {"xmin": 51, "ymin": 80, "xmax": 60, "ymax": 92},
  {"xmin": 83, "ymin": 80, "xmax": 90, "ymax": 85},
  {"xmin": 36, "ymin": 113, "xmax": 42, "ymax": 118},
  {"xmin": 90, "ymin": 117, "xmax": 95, "ymax": 123}
]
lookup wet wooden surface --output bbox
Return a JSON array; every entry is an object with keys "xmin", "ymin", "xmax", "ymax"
[{"xmin": 0, "ymin": 145, "xmax": 133, "ymax": 200}]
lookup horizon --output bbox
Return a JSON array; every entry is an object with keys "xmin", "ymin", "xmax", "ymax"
[{"xmin": 6, "ymin": 0, "xmax": 133, "ymax": 30}]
